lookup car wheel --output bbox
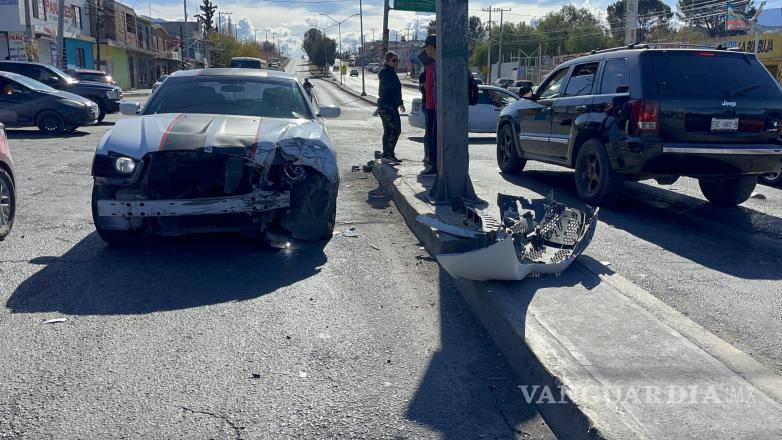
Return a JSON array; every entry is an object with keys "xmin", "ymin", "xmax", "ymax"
[
  {"xmin": 281, "ymin": 171, "xmax": 338, "ymax": 241},
  {"xmin": 760, "ymin": 170, "xmax": 782, "ymax": 186},
  {"xmin": 698, "ymin": 176, "xmax": 757, "ymax": 206},
  {"xmin": 95, "ymin": 101, "xmax": 107, "ymax": 123},
  {"xmin": 91, "ymin": 185, "xmax": 141, "ymax": 244},
  {"xmin": 574, "ymin": 139, "xmax": 624, "ymax": 205},
  {"xmin": 496, "ymin": 124, "xmax": 525, "ymax": 173},
  {"xmin": 37, "ymin": 111, "xmax": 65, "ymax": 135},
  {"xmin": 0, "ymin": 168, "xmax": 15, "ymax": 240}
]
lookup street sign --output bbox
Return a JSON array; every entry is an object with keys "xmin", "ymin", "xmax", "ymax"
[{"xmin": 393, "ymin": 0, "xmax": 435, "ymax": 13}]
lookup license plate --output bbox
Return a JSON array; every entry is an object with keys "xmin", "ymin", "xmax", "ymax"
[{"xmin": 711, "ymin": 118, "xmax": 739, "ymax": 131}]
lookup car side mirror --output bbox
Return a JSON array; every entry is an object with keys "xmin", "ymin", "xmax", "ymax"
[
  {"xmin": 615, "ymin": 85, "xmax": 630, "ymax": 94},
  {"xmin": 119, "ymin": 101, "xmax": 141, "ymax": 116},
  {"xmin": 318, "ymin": 106, "xmax": 341, "ymax": 118},
  {"xmin": 45, "ymin": 76, "xmax": 61, "ymax": 85}
]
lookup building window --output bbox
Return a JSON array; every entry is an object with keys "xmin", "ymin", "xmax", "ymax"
[
  {"xmin": 75, "ymin": 47, "xmax": 86, "ymax": 68},
  {"xmin": 32, "ymin": 0, "xmax": 40, "ymax": 19},
  {"xmin": 126, "ymin": 13, "xmax": 136, "ymax": 34},
  {"xmin": 73, "ymin": 5, "xmax": 82, "ymax": 30}
]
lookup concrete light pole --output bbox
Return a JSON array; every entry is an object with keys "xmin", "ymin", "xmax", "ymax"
[
  {"xmin": 359, "ymin": 0, "xmax": 366, "ymax": 96},
  {"xmin": 320, "ymin": 12, "xmax": 358, "ymax": 86}
]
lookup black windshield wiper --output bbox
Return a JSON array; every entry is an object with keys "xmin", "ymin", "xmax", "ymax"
[{"xmin": 724, "ymin": 83, "xmax": 763, "ymax": 97}]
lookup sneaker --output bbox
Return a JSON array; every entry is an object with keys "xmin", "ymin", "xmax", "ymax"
[
  {"xmin": 381, "ymin": 155, "xmax": 401, "ymax": 165},
  {"xmin": 368, "ymin": 188, "xmax": 387, "ymax": 198}
]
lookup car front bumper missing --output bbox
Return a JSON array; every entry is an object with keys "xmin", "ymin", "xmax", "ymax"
[{"xmin": 96, "ymin": 189, "xmax": 290, "ymax": 218}]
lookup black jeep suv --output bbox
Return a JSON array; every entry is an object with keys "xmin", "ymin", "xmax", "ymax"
[
  {"xmin": 497, "ymin": 46, "xmax": 782, "ymax": 205},
  {"xmin": 0, "ymin": 61, "xmax": 122, "ymax": 122}
]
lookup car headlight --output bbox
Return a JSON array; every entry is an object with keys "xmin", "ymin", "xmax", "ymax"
[
  {"xmin": 92, "ymin": 154, "xmax": 138, "ymax": 178},
  {"xmin": 62, "ymin": 99, "xmax": 87, "ymax": 108},
  {"xmin": 106, "ymin": 90, "xmax": 119, "ymax": 99},
  {"xmin": 115, "ymin": 157, "xmax": 136, "ymax": 174}
]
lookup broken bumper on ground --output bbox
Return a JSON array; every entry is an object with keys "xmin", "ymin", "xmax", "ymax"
[{"xmin": 96, "ymin": 189, "xmax": 290, "ymax": 218}]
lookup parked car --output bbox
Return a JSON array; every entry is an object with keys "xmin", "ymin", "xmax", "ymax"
[
  {"xmin": 66, "ymin": 68, "xmax": 117, "ymax": 85},
  {"xmin": 0, "ymin": 61, "xmax": 121, "ymax": 123},
  {"xmin": 229, "ymin": 57, "xmax": 267, "ymax": 69},
  {"xmin": 0, "ymin": 122, "xmax": 14, "ymax": 240},
  {"xmin": 496, "ymin": 46, "xmax": 782, "ymax": 205},
  {"xmin": 92, "ymin": 68, "xmax": 342, "ymax": 244},
  {"xmin": 494, "ymin": 78, "xmax": 515, "ymax": 89},
  {"xmin": 0, "ymin": 71, "xmax": 99, "ymax": 134},
  {"xmin": 409, "ymin": 85, "xmax": 519, "ymax": 133},
  {"xmin": 508, "ymin": 80, "xmax": 534, "ymax": 97},
  {"xmin": 151, "ymin": 74, "xmax": 168, "ymax": 93},
  {"xmin": 350, "ymin": 68, "xmax": 359, "ymax": 77}
]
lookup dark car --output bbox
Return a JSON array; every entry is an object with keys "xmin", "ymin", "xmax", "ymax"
[
  {"xmin": 0, "ymin": 71, "xmax": 99, "ymax": 134},
  {"xmin": 0, "ymin": 122, "xmax": 15, "ymax": 240},
  {"xmin": 66, "ymin": 68, "xmax": 117, "ymax": 85},
  {"xmin": 229, "ymin": 57, "xmax": 266, "ymax": 69},
  {"xmin": 496, "ymin": 46, "xmax": 782, "ymax": 206},
  {"xmin": 0, "ymin": 61, "xmax": 122, "ymax": 122}
]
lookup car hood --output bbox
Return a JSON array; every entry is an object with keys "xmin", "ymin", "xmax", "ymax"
[
  {"xmin": 48, "ymin": 89, "xmax": 96, "ymax": 105},
  {"xmin": 97, "ymin": 113, "xmax": 338, "ymax": 182}
]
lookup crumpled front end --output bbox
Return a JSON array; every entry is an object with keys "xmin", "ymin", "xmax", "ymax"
[
  {"xmin": 432, "ymin": 193, "xmax": 598, "ymax": 281},
  {"xmin": 92, "ymin": 134, "xmax": 338, "ymax": 241}
]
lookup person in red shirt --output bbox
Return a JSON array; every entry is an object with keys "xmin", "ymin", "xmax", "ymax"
[{"xmin": 422, "ymin": 34, "xmax": 437, "ymax": 176}]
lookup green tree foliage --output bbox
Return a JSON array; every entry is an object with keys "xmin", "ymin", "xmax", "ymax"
[
  {"xmin": 208, "ymin": 33, "xmax": 277, "ymax": 67},
  {"xmin": 606, "ymin": 0, "xmax": 673, "ymax": 42},
  {"xmin": 536, "ymin": 5, "xmax": 605, "ymax": 55},
  {"xmin": 195, "ymin": 0, "xmax": 218, "ymax": 33},
  {"xmin": 302, "ymin": 28, "xmax": 337, "ymax": 72},
  {"xmin": 676, "ymin": 0, "xmax": 756, "ymax": 37},
  {"xmin": 565, "ymin": 24, "xmax": 614, "ymax": 53},
  {"xmin": 469, "ymin": 16, "xmax": 486, "ymax": 45}
]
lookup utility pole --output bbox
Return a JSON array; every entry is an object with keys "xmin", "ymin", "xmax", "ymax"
[
  {"xmin": 359, "ymin": 0, "xmax": 366, "ymax": 96},
  {"xmin": 625, "ymin": 0, "xmax": 639, "ymax": 44},
  {"xmin": 482, "ymin": 7, "xmax": 494, "ymax": 83},
  {"xmin": 265, "ymin": 29, "xmax": 269, "ymax": 44},
  {"xmin": 183, "ymin": 0, "xmax": 188, "ymax": 23},
  {"xmin": 382, "ymin": 0, "xmax": 390, "ymax": 59},
  {"xmin": 431, "ymin": 0, "xmax": 477, "ymax": 203},
  {"xmin": 94, "ymin": 0, "xmax": 102, "ymax": 67},
  {"xmin": 57, "ymin": 0, "xmax": 66, "ymax": 67},
  {"xmin": 496, "ymin": 7, "xmax": 510, "ymax": 80}
]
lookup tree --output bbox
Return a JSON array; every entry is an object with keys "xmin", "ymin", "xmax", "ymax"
[
  {"xmin": 677, "ymin": 0, "xmax": 756, "ymax": 37},
  {"xmin": 536, "ymin": 5, "xmax": 606, "ymax": 55},
  {"xmin": 428, "ymin": 19, "xmax": 437, "ymax": 34},
  {"xmin": 469, "ymin": 16, "xmax": 486, "ymax": 45},
  {"xmin": 565, "ymin": 24, "xmax": 613, "ymax": 53},
  {"xmin": 606, "ymin": 0, "xmax": 673, "ymax": 43},
  {"xmin": 302, "ymin": 28, "xmax": 336, "ymax": 72},
  {"xmin": 195, "ymin": 0, "xmax": 218, "ymax": 33}
]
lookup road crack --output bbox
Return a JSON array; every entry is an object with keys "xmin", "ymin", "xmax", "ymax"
[
  {"xmin": 488, "ymin": 385, "xmax": 529, "ymax": 438},
  {"xmin": 180, "ymin": 406, "xmax": 243, "ymax": 440}
]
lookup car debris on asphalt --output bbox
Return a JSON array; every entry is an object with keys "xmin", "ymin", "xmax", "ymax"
[{"xmin": 41, "ymin": 318, "xmax": 68, "ymax": 325}]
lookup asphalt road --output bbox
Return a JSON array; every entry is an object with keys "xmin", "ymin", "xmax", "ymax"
[
  {"xmin": 0, "ymin": 63, "xmax": 553, "ymax": 438},
  {"xmin": 324, "ymin": 59, "xmax": 782, "ymax": 378}
]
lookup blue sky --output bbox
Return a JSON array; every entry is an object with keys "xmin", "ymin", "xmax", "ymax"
[{"xmin": 136, "ymin": 0, "xmax": 782, "ymax": 56}]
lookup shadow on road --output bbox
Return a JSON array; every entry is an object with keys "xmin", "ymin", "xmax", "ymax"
[
  {"xmin": 6, "ymin": 129, "xmax": 90, "ymax": 140},
  {"xmin": 405, "ymin": 268, "xmax": 552, "ymax": 439},
  {"xmin": 6, "ymin": 232, "xmax": 327, "ymax": 315},
  {"xmin": 500, "ymin": 169, "xmax": 782, "ymax": 280}
]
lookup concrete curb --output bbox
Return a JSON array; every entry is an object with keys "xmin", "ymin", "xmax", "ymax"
[
  {"xmin": 373, "ymin": 162, "xmax": 782, "ymax": 439},
  {"xmin": 326, "ymin": 76, "xmax": 378, "ymax": 106}
]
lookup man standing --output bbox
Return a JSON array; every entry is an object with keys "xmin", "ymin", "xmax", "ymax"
[{"xmin": 422, "ymin": 35, "xmax": 437, "ymax": 176}]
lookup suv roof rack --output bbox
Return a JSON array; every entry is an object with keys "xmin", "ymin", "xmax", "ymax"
[{"xmin": 589, "ymin": 43, "xmax": 650, "ymax": 55}]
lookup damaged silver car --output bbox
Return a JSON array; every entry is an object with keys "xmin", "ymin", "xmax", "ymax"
[
  {"xmin": 421, "ymin": 193, "xmax": 598, "ymax": 281},
  {"xmin": 91, "ymin": 68, "xmax": 341, "ymax": 244}
]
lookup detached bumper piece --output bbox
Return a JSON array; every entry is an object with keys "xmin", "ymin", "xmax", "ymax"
[
  {"xmin": 97, "ymin": 189, "xmax": 290, "ymax": 218},
  {"xmin": 429, "ymin": 192, "xmax": 598, "ymax": 281}
]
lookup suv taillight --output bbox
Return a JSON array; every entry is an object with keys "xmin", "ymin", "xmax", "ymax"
[{"xmin": 629, "ymin": 99, "xmax": 659, "ymax": 132}]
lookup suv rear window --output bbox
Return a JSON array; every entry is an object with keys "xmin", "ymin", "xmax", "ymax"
[{"xmin": 648, "ymin": 51, "xmax": 782, "ymax": 99}]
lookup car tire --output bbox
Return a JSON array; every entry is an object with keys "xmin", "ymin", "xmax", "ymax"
[
  {"xmin": 91, "ymin": 185, "xmax": 141, "ymax": 244},
  {"xmin": 574, "ymin": 139, "xmax": 624, "ymax": 205},
  {"xmin": 95, "ymin": 100, "xmax": 107, "ymax": 123},
  {"xmin": 37, "ymin": 111, "xmax": 65, "ymax": 135},
  {"xmin": 496, "ymin": 124, "xmax": 526, "ymax": 173},
  {"xmin": 698, "ymin": 176, "xmax": 757, "ymax": 206},
  {"xmin": 281, "ymin": 172, "xmax": 337, "ymax": 241},
  {"xmin": 0, "ymin": 168, "xmax": 15, "ymax": 240}
]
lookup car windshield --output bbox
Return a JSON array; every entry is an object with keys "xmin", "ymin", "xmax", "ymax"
[
  {"xmin": 143, "ymin": 76, "xmax": 312, "ymax": 119},
  {"xmin": 8, "ymin": 74, "xmax": 56, "ymax": 92},
  {"xmin": 230, "ymin": 59, "xmax": 263, "ymax": 69},
  {"xmin": 47, "ymin": 65, "xmax": 76, "ymax": 83},
  {"xmin": 648, "ymin": 51, "xmax": 782, "ymax": 99}
]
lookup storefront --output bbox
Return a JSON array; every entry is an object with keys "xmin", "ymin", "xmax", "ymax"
[{"xmin": 96, "ymin": 44, "xmax": 129, "ymax": 89}]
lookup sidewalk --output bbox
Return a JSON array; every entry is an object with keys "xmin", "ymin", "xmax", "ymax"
[
  {"xmin": 372, "ymin": 157, "xmax": 782, "ymax": 439},
  {"xmin": 123, "ymin": 88, "xmax": 152, "ymax": 98}
]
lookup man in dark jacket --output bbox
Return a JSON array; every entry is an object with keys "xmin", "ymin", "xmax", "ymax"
[{"xmin": 377, "ymin": 51, "xmax": 405, "ymax": 163}]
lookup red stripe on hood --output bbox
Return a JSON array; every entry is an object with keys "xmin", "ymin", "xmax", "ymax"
[
  {"xmin": 158, "ymin": 113, "xmax": 186, "ymax": 151},
  {"xmin": 253, "ymin": 118, "xmax": 265, "ymax": 145}
]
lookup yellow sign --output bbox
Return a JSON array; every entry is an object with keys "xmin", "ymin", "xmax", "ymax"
[{"xmin": 718, "ymin": 33, "xmax": 782, "ymax": 60}]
